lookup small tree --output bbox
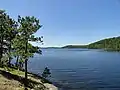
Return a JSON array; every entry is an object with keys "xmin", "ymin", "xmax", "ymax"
[{"xmin": 42, "ymin": 67, "xmax": 51, "ymax": 79}]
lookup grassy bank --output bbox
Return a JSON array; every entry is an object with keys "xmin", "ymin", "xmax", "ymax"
[{"xmin": 0, "ymin": 67, "xmax": 57, "ymax": 90}]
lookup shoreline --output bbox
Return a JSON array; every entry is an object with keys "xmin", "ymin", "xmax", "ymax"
[
  {"xmin": 0, "ymin": 67, "xmax": 58, "ymax": 90},
  {"xmin": 27, "ymin": 71, "xmax": 58, "ymax": 90}
]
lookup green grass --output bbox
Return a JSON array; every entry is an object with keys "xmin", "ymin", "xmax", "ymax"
[
  {"xmin": 0, "ymin": 67, "xmax": 46, "ymax": 90},
  {"xmin": 0, "ymin": 67, "xmax": 24, "ymax": 76}
]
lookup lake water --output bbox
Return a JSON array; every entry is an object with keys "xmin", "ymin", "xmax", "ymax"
[{"xmin": 27, "ymin": 49, "xmax": 120, "ymax": 90}]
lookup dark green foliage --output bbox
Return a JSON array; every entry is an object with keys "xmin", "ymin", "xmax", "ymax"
[
  {"xmin": 88, "ymin": 37, "xmax": 120, "ymax": 51},
  {"xmin": 63, "ymin": 37, "xmax": 120, "ymax": 51},
  {"xmin": 62, "ymin": 37, "xmax": 120, "ymax": 52},
  {"xmin": 17, "ymin": 16, "xmax": 42, "ymax": 89},
  {"xmin": 0, "ymin": 9, "xmax": 43, "ymax": 90},
  {"xmin": 42, "ymin": 67, "xmax": 51, "ymax": 79},
  {"xmin": 0, "ymin": 10, "xmax": 18, "ymax": 66}
]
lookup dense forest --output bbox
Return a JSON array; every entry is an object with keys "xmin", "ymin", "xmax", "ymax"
[
  {"xmin": 63, "ymin": 37, "xmax": 120, "ymax": 51},
  {"xmin": 88, "ymin": 37, "xmax": 120, "ymax": 51}
]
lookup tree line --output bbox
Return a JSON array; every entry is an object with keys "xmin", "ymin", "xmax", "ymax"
[
  {"xmin": 63, "ymin": 37, "xmax": 120, "ymax": 51},
  {"xmin": 88, "ymin": 37, "xmax": 120, "ymax": 51},
  {"xmin": 0, "ymin": 10, "xmax": 43, "ymax": 89}
]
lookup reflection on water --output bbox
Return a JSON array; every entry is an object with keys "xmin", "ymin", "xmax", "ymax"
[{"xmin": 28, "ymin": 49, "xmax": 120, "ymax": 90}]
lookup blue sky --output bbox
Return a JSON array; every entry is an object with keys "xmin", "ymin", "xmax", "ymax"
[{"xmin": 1, "ymin": 0, "xmax": 120, "ymax": 47}]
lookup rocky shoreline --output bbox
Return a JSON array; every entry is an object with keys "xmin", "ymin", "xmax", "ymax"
[{"xmin": 0, "ymin": 67, "xmax": 58, "ymax": 90}]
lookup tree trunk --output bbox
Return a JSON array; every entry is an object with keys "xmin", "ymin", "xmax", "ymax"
[
  {"xmin": 0, "ymin": 36, "xmax": 3, "ymax": 65},
  {"xmin": 0, "ymin": 26, "xmax": 4, "ymax": 66},
  {"xmin": 25, "ymin": 59, "xmax": 28, "ymax": 90},
  {"xmin": 8, "ymin": 43, "xmax": 11, "ymax": 67},
  {"xmin": 24, "ymin": 40, "xmax": 28, "ymax": 90},
  {"xmin": 15, "ymin": 56, "xmax": 19, "ymax": 68}
]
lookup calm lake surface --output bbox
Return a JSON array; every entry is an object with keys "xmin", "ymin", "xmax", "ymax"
[{"xmin": 28, "ymin": 49, "xmax": 120, "ymax": 90}]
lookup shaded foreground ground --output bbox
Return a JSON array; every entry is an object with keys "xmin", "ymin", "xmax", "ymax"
[{"xmin": 0, "ymin": 67, "xmax": 58, "ymax": 90}]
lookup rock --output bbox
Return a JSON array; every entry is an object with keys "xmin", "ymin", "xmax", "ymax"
[{"xmin": 44, "ymin": 83, "xmax": 58, "ymax": 90}]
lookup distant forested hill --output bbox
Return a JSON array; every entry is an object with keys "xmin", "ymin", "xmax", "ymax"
[
  {"xmin": 63, "ymin": 37, "xmax": 120, "ymax": 51},
  {"xmin": 62, "ymin": 45, "xmax": 88, "ymax": 48},
  {"xmin": 88, "ymin": 37, "xmax": 120, "ymax": 51}
]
